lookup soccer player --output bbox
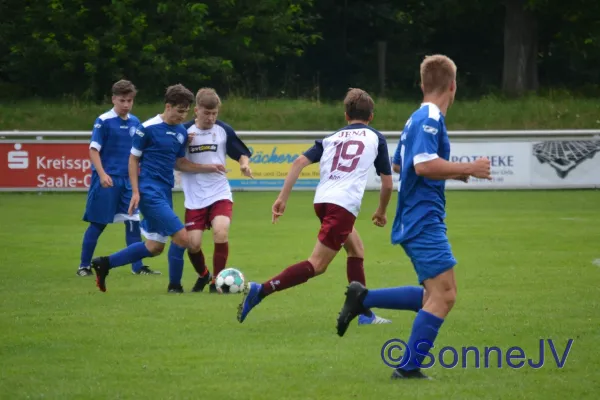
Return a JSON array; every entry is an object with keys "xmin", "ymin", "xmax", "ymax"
[
  {"xmin": 90, "ymin": 84, "xmax": 225, "ymax": 293},
  {"xmin": 335, "ymin": 55, "xmax": 492, "ymax": 380},
  {"xmin": 237, "ymin": 88, "xmax": 394, "ymax": 324},
  {"xmin": 78, "ymin": 80, "xmax": 159, "ymax": 277},
  {"xmin": 171, "ymin": 88, "xmax": 253, "ymax": 292}
]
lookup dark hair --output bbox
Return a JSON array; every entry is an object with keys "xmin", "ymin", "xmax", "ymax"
[
  {"xmin": 112, "ymin": 80, "xmax": 137, "ymax": 96},
  {"xmin": 344, "ymin": 88, "xmax": 374, "ymax": 121},
  {"xmin": 164, "ymin": 84, "xmax": 194, "ymax": 107}
]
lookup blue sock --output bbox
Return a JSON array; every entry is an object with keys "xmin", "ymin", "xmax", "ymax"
[
  {"xmin": 363, "ymin": 286, "xmax": 424, "ymax": 312},
  {"xmin": 125, "ymin": 221, "xmax": 144, "ymax": 272},
  {"xmin": 108, "ymin": 242, "xmax": 153, "ymax": 269},
  {"xmin": 401, "ymin": 310, "xmax": 444, "ymax": 371},
  {"xmin": 168, "ymin": 242, "xmax": 185, "ymax": 285},
  {"xmin": 80, "ymin": 222, "xmax": 106, "ymax": 268}
]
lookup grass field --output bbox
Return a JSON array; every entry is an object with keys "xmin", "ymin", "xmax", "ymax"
[
  {"xmin": 1, "ymin": 190, "xmax": 599, "ymax": 399},
  {"xmin": 1, "ymin": 95, "xmax": 600, "ymax": 131}
]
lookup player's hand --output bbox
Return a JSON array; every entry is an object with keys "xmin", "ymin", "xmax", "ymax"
[
  {"xmin": 272, "ymin": 198, "xmax": 286, "ymax": 224},
  {"xmin": 372, "ymin": 211, "xmax": 387, "ymax": 227},
  {"xmin": 207, "ymin": 164, "xmax": 227, "ymax": 174},
  {"xmin": 469, "ymin": 157, "xmax": 492, "ymax": 180},
  {"xmin": 100, "ymin": 173, "xmax": 113, "ymax": 188},
  {"xmin": 128, "ymin": 192, "xmax": 140, "ymax": 216},
  {"xmin": 187, "ymin": 133, "xmax": 195, "ymax": 144},
  {"xmin": 240, "ymin": 164, "xmax": 254, "ymax": 179}
]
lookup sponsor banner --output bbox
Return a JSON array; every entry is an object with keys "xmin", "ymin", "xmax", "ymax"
[
  {"xmin": 0, "ymin": 142, "xmax": 93, "ymax": 190},
  {"xmin": 530, "ymin": 140, "xmax": 600, "ymax": 186}
]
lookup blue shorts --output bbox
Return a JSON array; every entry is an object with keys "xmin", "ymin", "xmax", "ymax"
[
  {"xmin": 83, "ymin": 172, "xmax": 139, "ymax": 225},
  {"xmin": 401, "ymin": 225, "xmax": 457, "ymax": 285},
  {"xmin": 138, "ymin": 183, "xmax": 184, "ymax": 243}
]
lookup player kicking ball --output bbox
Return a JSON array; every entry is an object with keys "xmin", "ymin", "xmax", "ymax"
[
  {"xmin": 90, "ymin": 84, "xmax": 224, "ymax": 293},
  {"xmin": 166, "ymin": 88, "xmax": 253, "ymax": 293},
  {"xmin": 335, "ymin": 55, "xmax": 492, "ymax": 380},
  {"xmin": 238, "ymin": 88, "xmax": 394, "ymax": 325},
  {"xmin": 78, "ymin": 80, "xmax": 159, "ymax": 277}
]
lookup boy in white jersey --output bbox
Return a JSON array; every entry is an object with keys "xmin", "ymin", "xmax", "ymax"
[
  {"xmin": 175, "ymin": 88, "xmax": 253, "ymax": 292},
  {"xmin": 237, "ymin": 88, "xmax": 394, "ymax": 324}
]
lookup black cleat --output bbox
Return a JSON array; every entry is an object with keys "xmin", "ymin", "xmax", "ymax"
[
  {"xmin": 209, "ymin": 283, "xmax": 218, "ymax": 293},
  {"xmin": 76, "ymin": 267, "xmax": 93, "ymax": 277},
  {"xmin": 90, "ymin": 257, "xmax": 110, "ymax": 292},
  {"xmin": 167, "ymin": 283, "xmax": 184, "ymax": 293},
  {"xmin": 132, "ymin": 266, "xmax": 161, "ymax": 275},
  {"xmin": 391, "ymin": 368, "xmax": 431, "ymax": 380},
  {"xmin": 191, "ymin": 273, "xmax": 212, "ymax": 293},
  {"xmin": 336, "ymin": 281, "xmax": 369, "ymax": 337}
]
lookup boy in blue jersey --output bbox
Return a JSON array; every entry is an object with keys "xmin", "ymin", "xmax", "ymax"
[
  {"xmin": 335, "ymin": 55, "xmax": 492, "ymax": 379},
  {"xmin": 78, "ymin": 80, "xmax": 159, "ymax": 277},
  {"xmin": 90, "ymin": 84, "xmax": 226, "ymax": 293}
]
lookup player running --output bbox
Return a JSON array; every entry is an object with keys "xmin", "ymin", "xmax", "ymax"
[
  {"xmin": 237, "ymin": 88, "xmax": 393, "ymax": 325},
  {"xmin": 78, "ymin": 80, "xmax": 159, "ymax": 277},
  {"xmin": 335, "ymin": 55, "xmax": 492, "ymax": 380},
  {"xmin": 167, "ymin": 88, "xmax": 253, "ymax": 293}
]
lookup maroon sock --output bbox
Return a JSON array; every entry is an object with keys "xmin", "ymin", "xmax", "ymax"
[
  {"xmin": 213, "ymin": 242, "xmax": 229, "ymax": 278},
  {"xmin": 188, "ymin": 249, "xmax": 209, "ymax": 277},
  {"xmin": 261, "ymin": 260, "xmax": 315, "ymax": 297},
  {"xmin": 347, "ymin": 257, "xmax": 366, "ymax": 286}
]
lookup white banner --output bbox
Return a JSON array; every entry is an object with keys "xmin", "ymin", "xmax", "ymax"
[{"xmin": 367, "ymin": 139, "xmax": 600, "ymax": 190}]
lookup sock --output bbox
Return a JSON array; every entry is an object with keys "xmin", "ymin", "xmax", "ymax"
[
  {"xmin": 188, "ymin": 249, "xmax": 209, "ymax": 277},
  {"xmin": 346, "ymin": 257, "xmax": 366, "ymax": 285},
  {"xmin": 168, "ymin": 242, "xmax": 185, "ymax": 285},
  {"xmin": 80, "ymin": 222, "xmax": 106, "ymax": 268},
  {"xmin": 260, "ymin": 260, "xmax": 315, "ymax": 298},
  {"xmin": 401, "ymin": 310, "xmax": 444, "ymax": 371},
  {"xmin": 213, "ymin": 242, "xmax": 229, "ymax": 278},
  {"xmin": 108, "ymin": 242, "xmax": 153, "ymax": 269},
  {"xmin": 363, "ymin": 286, "xmax": 424, "ymax": 312},
  {"xmin": 125, "ymin": 221, "xmax": 144, "ymax": 272}
]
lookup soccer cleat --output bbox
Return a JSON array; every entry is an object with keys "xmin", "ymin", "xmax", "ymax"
[
  {"xmin": 336, "ymin": 281, "xmax": 369, "ymax": 337},
  {"xmin": 90, "ymin": 257, "xmax": 110, "ymax": 292},
  {"xmin": 358, "ymin": 313, "xmax": 392, "ymax": 325},
  {"xmin": 167, "ymin": 283, "xmax": 184, "ymax": 293},
  {"xmin": 209, "ymin": 282, "xmax": 218, "ymax": 293},
  {"xmin": 191, "ymin": 272, "xmax": 212, "ymax": 293},
  {"xmin": 76, "ymin": 267, "xmax": 93, "ymax": 277},
  {"xmin": 237, "ymin": 282, "xmax": 262, "ymax": 323},
  {"xmin": 132, "ymin": 266, "xmax": 161, "ymax": 275},
  {"xmin": 391, "ymin": 368, "xmax": 431, "ymax": 380}
]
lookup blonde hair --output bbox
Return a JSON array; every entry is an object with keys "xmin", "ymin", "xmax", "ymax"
[
  {"xmin": 420, "ymin": 55, "xmax": 457, "ymax": 95},
  {"xmin": 343, "ymin": 88, "xmax": 374, "ymax": 121},
  {"xmin": 195, "ymin": 88, "xmax": 221, "ymax": 109}
]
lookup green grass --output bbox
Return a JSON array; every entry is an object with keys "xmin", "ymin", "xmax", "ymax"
[
  {"xmin": 1, "ymin": 95, "xmax": 600, "ymax": 131},
  {"xmin": 1, "ymin": 190, "xmax": 599, "ymax": 399}
]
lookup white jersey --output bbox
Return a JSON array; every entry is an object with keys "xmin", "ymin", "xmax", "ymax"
[
  {"xmin": 303, "ymin": 123, "xmax": 392, "ymax": 216},
  {"xmin": 180, "ymin": 120, "xmax": 250, "ymax": 210}
]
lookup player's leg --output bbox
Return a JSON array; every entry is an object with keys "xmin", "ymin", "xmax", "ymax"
[
  {"xmin": 166, "ymin": 227, "xmax": 192, "ymax": 293},
  {"xmin": 343, "ymin": 229, "xmax": 392, "ymax": 325},
  {"xmin": 79, "ymin": 172, "xmax": 118, "ymax": 276},
  {"xmin": 237, "ymin": 203, "xmax": 352, "ymax": 323},
  {"xmin": 183, "ymin": 207, "xmax": 212, "ymax": 292},
  {"xmin": 209, "ymin": 200, "xmax": 233, "ymax": 292},
  {"xmin": 118, "ymin": 177, "xmax": 160, "ymax": 275}
]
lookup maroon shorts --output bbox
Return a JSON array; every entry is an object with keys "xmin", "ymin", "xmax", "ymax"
[
  {"xmin": 314, "ymin": 203, "xmax": 356, "ymax": 251},
  {"xmin": 185, "ymin": 200, "xmax": 233, "ymax": 231}
]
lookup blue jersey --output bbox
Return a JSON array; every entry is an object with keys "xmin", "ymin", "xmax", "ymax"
[
  {"xmin": 391, "ymin": 103, "xmax": 451, "ymax": 244},
  {"xmin": 89, "ymin": 109, "xmax": 140, "ymax": 177},
  {"xmin": 131, "ymin": 115, "xmax": 188, "ymax": 188}
]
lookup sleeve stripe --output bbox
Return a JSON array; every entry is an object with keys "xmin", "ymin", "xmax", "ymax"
[
  {"xmin": 413, "ymin": 153, "xmax": 439, "ymax": 165},
  {"xmin": 131, "ymin": 148, "xmax": 142, "ymax": 157},
  {"xmin": 89, "ymin": 141, "xmax": 102, "ymax": 151}
]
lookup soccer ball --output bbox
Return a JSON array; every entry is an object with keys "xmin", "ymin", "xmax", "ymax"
[{"xmin": 215, "ymin": 268, "xmax": 245, "ymax": 294}]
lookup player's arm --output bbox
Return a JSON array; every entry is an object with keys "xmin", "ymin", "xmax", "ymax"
[
  {"xmin": 89, "ymin": 118, "xmax": 113, "ymax": 187},
  {"xmin": 391, "ymin": 141, "xmax": 402, "ymax": 174},
  {"xmin": 223, "ymin": 123, "xmax": 253, "ymax": 178},
  {"xmin": 372, "ymin": 136, "xmax": 394, "ymax": 226},
  {"xmin": 175, "ymin": 157, "xmax": 226, "ymax": 173},
  {"xmin": 413, "ymin": 120, "xmax": 491, "ymax": 180}
]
